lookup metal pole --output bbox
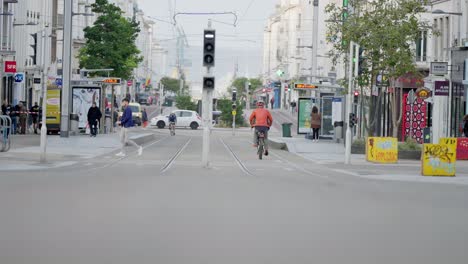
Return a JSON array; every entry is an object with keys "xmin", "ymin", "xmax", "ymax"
[
  {"xmin": 311, "ymin": 0, "xmax": 319, "ymax": 84},
  {"xmin": 60, "ymin": 0, "xmax": 73, "ymax": 137},
  {"xmin": 232, "ymin": 112, "xmax": 235, "ymax": 136},
  {"xmin": 245, "ymin": 81, "xmax": 250, "ymax": 110},
  {"xmin": 40, "ymin": 27, "xmax": 48, "ymax": 163},
  {"xmin": 110, "ymin": 85, "xmax": 115, "ymax": 133},
  {"xmin": 345, "ymin": 41, "xmax": 355, "ymax": 165},
  {"xmin": 202, "ymin": 20, "xmax": 213, "ymax": 168}
]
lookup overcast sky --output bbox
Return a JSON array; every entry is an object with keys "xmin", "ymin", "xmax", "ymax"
[{"xmin": 138, "ymin": 0, "xmax": 277, "ymax": 96}]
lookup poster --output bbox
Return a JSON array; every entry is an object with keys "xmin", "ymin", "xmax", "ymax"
[
  {"xmin": 366, "ymin": 137, "xmax": 398, "ymax": 163},
  {"xmin": 46, "ymin": 89, "xmax": 61, "ymax": 130},
  {"xmin": 421, "ymin": 138, "xmax": 457, "ymax": 176},
  {"xmin": 331, "ymin": 97, "xmax": 343, "ymax": 124},
  {"xmin": 72, "ymin": 87, "xmax": 101, "ymax": 128},
  {"xmin": 297, "ymin": 98, "xmax": 314, "ymax": 134}
]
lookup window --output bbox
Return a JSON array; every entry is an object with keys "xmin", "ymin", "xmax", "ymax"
[
  {"xmin": 182, "ymin": 111, "xmax": 193, "ymax": 117},
  {"xmin": 415, "ymin": 31, "xmax": 427, "ymax": 62},
  {"xmin": 297, "ymin": 14, "xmax": 301, "ymax": 29}
]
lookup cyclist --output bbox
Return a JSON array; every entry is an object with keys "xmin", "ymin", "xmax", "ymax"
[
  {"xmin": 249, "ymin": 100, "xmax": 273, "ymax": 156},
  {"xmin": 168, "ymin": 112, "xmax": 177, "ymax": 134}
]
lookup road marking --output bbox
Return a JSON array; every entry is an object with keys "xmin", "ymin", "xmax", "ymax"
[
  {"xmin": 160, "ymin": 138, "xmax": 192, "ymax": 174},
  {"xmin": 220, "ymin": 138, "xmax": 255, "ymax": 177}
]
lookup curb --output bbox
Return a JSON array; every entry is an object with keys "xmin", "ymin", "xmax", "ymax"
[
  {"xmin": 128, "ymin": 133, "xmax": 156, "ymax": 146},
  {"xmin": 269, "ymin": 138, "xmax": 288, "ymax": 151}
]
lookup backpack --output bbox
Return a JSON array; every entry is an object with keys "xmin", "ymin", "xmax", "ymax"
[{"xmin": 169, "ymin": 113, "xmax": 176, "ymax": 122}]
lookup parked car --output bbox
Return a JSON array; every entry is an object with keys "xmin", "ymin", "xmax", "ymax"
[
  {"xmin": 118, "ymin": 102, "xmax": 142, "ymax": 126},
  {"xmin": 137, "ymin": 93, "xmax": 149, "ymax": 105},
  {"xmin": 151, "ymin": 110, "xmax": 201, "ymax": 130}
]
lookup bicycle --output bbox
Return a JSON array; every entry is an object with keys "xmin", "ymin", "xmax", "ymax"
[
  {"xmin": 257, "ymin": 130, "xmax": 265, "ymax": 160},
  {"xmin": 169, "ymin": 122, "xmax": 176, "ymax": 136}
]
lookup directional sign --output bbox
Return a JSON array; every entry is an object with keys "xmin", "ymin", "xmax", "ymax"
[
  {"xmin": 294, "ymin": 83, "xmax": 318, "ymax": 89},
  {"xmin": 55, "ymin": 78, "xmax": 62, "ymax": 86},
  {"xmin": 14, "ymin": 73, "xmax": 24, "ymax": 83}
]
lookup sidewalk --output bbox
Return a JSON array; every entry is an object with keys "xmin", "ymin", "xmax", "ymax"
[
  {"xmin": 0, "ymin": 130, "xmax": 154, "ymax": 171},
  {"xmin": 269, "ymin": 136, "xmax": 468, "ymax": 186}
]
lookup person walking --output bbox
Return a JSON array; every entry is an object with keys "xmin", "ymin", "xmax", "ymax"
[
  {"xmin": 87, "ymin": 102, "xmax": 102, "ymax": 137},
  {"xmin": 18, "ymin": 102, "xmax": 27, "ymax": 134},
  {"xmin": 142, "ymin": 108, "xmax": 148, "ymax": 128},
  {"xmin": 116, "ymin": 98, "xmax": 142, "ymax": 157},
  {"xmin": 270, "ymin": 97, "xmax": 275, "ymax": 109},
  {"xmin": 30, "ymin": 102, "xmax": 40, "ymax": 134},
  {"xmin": 463, "ymin": 114, "xmax": 468, "ymax": 137},
  {"xmin": 310, "ymin": 106, "xmax": 321, "ymax": 142}
]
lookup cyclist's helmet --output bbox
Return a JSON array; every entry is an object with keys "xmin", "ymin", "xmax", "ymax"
[{"xmin": 256, "ymin": 100, "xmax": 265, "ymax": 107}]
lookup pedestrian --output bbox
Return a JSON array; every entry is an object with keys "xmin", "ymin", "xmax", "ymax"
[
  {"xmin": 18, "ymin": 102, "xmax": 27, "ymax": 134},
  {"xmin": 463, "ymin": 114, "xmax": 468, "ymax": 137},
  {"xmin": 116, "ymin": 98, "xmax": 142, "ymax": 157},
  {"xmin": 290, "ymin": 100, "xmax": 297, "ymax": 115},
  {"xmin": 270, "ymin": 97, "xmax": 275, "ymax": 109},
  {"xmin": 1, "ymin": 100, "xmax": 7, "ymax": 115},
  {"xmin": 30, "ymin": 102, "xmax": 40, "ymax": 134},
  {"xmin": 10, "ymin": 103, "xmax": 18, "ymax": 134},
  {"xmin": 142, "ymin": 108, "xmax": 148, "ymax": 128},
  {"xmin": 87, "ymin": 102, "xmax": 102, "ymax": 137},
  {"xmin": 2, "ymin": 100, "xmax": 14, "ymax": 135},
  {"xmin": 105, "ymin": 107, "xmax": 111, "ymax": 133},
  {"xmin": 310, "ymin": 106, "xmax": 321, "ymax": 142}
]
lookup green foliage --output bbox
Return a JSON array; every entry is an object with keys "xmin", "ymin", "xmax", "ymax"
[
  {"xmin": 398, "ymin": 137, "xmax": 422, "ymax": 151},
  {"xmin": 175, "ymin": 95, "xmax": 197, "ymax": 111},
  {"xmin": 229, "ymin": 77, "xmax": 263, "ymax": 97},
  {"xmin": 78, "ymin": 0, "xmax": 142, "ymax": 80},
  {"xmin": 217, "ymin": 98, "xmax": 245, "ymax": 127},
  {"xmin": 325, "ymin": 0, "xmax": 431, "ymax": 82},
  {"xmin": 160, "ymin": 77, "xmax": 189, "ymax": 95}
]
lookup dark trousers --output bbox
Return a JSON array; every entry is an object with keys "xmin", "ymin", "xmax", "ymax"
[
  {"xmin": 90, "ymin": 122, "xmax": 98, "ymax": 135},
  {"xmin": 312, "ymin": 128, "xmax": 320, "ymax": 140}
]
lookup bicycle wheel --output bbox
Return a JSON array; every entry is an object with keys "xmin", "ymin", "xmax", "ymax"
[{"xmin": 257, "ymin": 138, "xmax": 264, "ymax": 160}]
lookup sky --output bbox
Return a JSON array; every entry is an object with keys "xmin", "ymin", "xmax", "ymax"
[{"xmin": 138, "ymin": 0, "xmax": 277, "ymax": 97}]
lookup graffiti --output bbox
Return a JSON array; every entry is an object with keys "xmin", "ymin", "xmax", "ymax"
[
  {"xmin": 366, "ymin": 137, "xmax": 398, "ymax": 163},
  {"xmin": 421, "ymin": 142, "xmax": 456, "ymax": 176},
  {"xmin": 457, "ymin": 138, "xmax": 468, "ymax": 160}
]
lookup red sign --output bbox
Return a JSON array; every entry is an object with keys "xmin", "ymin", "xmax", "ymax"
[
  {"xmin": 457, "ymin": 138, "xmax": 468, "ymax": 160},
  {"xmin": 127, "ymin": 80, "xmax": 133, "ymax": 86},
  {"xmin": 4, "ymin": 61, "xmax": 16, "ymax": 73}
]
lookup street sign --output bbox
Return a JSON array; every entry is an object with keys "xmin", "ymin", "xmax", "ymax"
[
  {"xmin": 294, "ymin": 83, "xmax": 318, "ymax": 89},
  {"xmin": 14, "ymin": 73, "xmax": 24, "ymax": 83},
  {"xmin": 232, "ymin": 110, "xmax": 236, "ymax": 116},
  {"xmin": 415, "ymin": 87, "xmax": 430, "ymax": 99},
  {"xmin": 55, "ymin": 78, "xmax": 62, "ymax": 86},
  {"xmin": 103, "ymin": 78, "xmax": 121, "ymax": 84},
  {"xmin": 434, "ymin": 80, "xmax": 449, "ymax": 96},
  {"xmin": 127, "ymin": 80, "xmax": 132, "ymax": 86},
  {"xmin": 33, "ymin": 78, "xmax": 41, "ymax": 84},
  {"xmin": 4, "ymin": 61, "xmax": 16, "ymax": 73},
  {"xmin": 431, "ymin": 62, "xmax": 448, "ymax": 75}
]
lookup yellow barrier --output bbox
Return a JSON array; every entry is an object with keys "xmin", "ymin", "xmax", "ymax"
[
  {"xmin": 366, "ymin": 137, "xmax": 398, "ymax": 163},
  {"xmin": 421, "ymin": 138, "xmax": 457, "ymax": 176}
]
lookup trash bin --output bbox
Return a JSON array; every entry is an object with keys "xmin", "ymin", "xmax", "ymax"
[
  {"xmin": 334, "ymin": 121, "xmax": 344, "ymax": 140},
  {"xmin": 70, "ymin": 113, "xmax": 79, "ymax": 132},
  {"xmin": 282, "ymin": 123, "xmax": 292, "ymax": 137}
]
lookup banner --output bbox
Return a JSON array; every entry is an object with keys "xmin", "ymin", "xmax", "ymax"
[
  {"xmin": 457, "ymin": 138, "xmax": 468, "ymax": 160},
  {"xmin": 366, "ymin": 137, "xmax": 398, "ymax": 163},
  {"xmin": 72, "ymin": 87, "xmax": 101, "ymax": 128}
]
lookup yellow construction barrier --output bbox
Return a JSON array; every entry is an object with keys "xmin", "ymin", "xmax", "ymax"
[
  {"xmin": 421, "ymin": 138, "xmax": 457, "ymax": 176},
  {"xmin": 366, "ymin": 137, "xmax": 398, "ymax": 163}
]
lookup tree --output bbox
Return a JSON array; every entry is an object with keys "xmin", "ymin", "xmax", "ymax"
[
  {"xmin": 160, "ymin": 77, "xmax": 189, "ymax": 95},
  {"xmin": 78, "ymin": 0, "xmax": 142, "ymax": 80},
  {"xmin": 175, "ymin": 95, "xmax": 197, "ymax": 111},
  {"xmin": 228, "ymin": 77, "xmax": 262, "ymax": 108},
  {"xmin": 325, "ymin": 0, "xmax": 431, "ymax": 137},
  {"xmin": 217, "ymin": 98, "xmax": 245, "ymax": 127}
]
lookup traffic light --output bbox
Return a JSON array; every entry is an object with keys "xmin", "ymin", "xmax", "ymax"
[
  {"xmin": 203, "ymin": 76, "xmax": 215, "ymax": 89},
  {"xmin": 232, "ymin": 89, "xmax": 237, "ymax": 102},
  {"xmin": 232, "ymin": 104, "xmax": 237, "ymax": 110},
  {"xmin": 353, "ymin": 90, "xmax": 359, "ymax": 104},
  {"xmin": 349, "ymin": 113, "xmax": 357, "ymax": 127},
  {"xmin": 203, "ymin": 29, "xmax": 215, "ymax": 67},
  {"xmin": 358, "ymin": 47, "xmax": 366, "ymax": 75},
  {"xmin": 30, "ymin": 33, "xmax": 37, "ymax": 65}
]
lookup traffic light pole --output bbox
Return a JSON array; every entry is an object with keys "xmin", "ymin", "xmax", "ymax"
[
  {"xmin": 345, "ymin": 41, "xmax": 358, "ymax": 165},
  {"xmin": 202, "ymin": 21, "xmax": 214, "ymax": 168},
  {"xmin": 60, "ymin": 0, "xmax": 73, "ymax": 138}
]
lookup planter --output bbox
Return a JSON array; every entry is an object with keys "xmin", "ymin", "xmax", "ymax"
[
  {"xmin": 351, "ymin": 145, "xmax": 366, "ymax": 154},
  {"xmin": 398, "ymin": 149, "xmax": 421, "ymax": 160}
]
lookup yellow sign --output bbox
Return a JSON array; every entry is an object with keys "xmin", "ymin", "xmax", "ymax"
[
  {"xmin": 421, "ymin": 138, "xmax": 456, "ymax": 176},
  {"xmin": 232, "ymin": 110, "xmax": 237, "ymax": 116},
  {"xmin": 45, "ymin": 89, "xmax": 61, "ymax": 130},
  {"xmin": 294, "ymin": 83, "xmax": 318, "ymax": 89},
  {"xmin": 366, "ymin": 137, "xmax": 398, "ymax": 163},
  {"xmin": 102, "ymin": 78, "xmax": 121, "ymax": 84}
]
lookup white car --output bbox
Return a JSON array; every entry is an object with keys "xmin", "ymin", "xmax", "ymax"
[{"xmin": 151, "ymin": 110, "xmax": 201, "ymax": 130}]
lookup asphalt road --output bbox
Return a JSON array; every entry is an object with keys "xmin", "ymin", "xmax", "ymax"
[{"xmin": 0, "ymin": 128, "xmax": 467, "ymax": 264}]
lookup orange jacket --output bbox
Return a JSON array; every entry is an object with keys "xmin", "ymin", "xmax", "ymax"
[{"xmin": 249, "ymin": 108, "xmax": 273, "ymax": 127}]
